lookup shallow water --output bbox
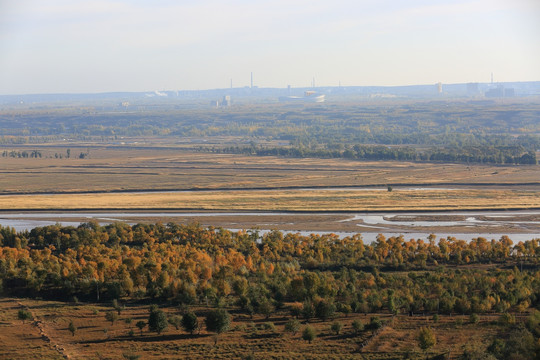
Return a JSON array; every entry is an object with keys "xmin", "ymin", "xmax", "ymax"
[{"xmin": 1, "ymin": 210, "xmax": 538, "ymax": 243}]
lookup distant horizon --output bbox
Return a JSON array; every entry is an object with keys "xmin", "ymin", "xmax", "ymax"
[{"xmin": 1, "ymin": 79, "xmax": 540, "ymax": 97}]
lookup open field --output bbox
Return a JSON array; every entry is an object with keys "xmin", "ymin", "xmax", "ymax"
[
  {"xmin": 1, "ymin": 147, "xmax": 539, "ymax": 215},
  {"xmin": 0, "ymin": 188, "xmax": 538, "ymax": 213},
  {"xmin": 0, "ymin": 297, "xmax": 519, "ymax": 360},
  {"xmin": 1, "ymin": 147, "xmax": 539, "ymax": 194}
]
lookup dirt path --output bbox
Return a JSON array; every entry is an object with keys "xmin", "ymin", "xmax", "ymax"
[{"xmin": 16, "ymin": 300, "xmax": 77, "ymax": 360}]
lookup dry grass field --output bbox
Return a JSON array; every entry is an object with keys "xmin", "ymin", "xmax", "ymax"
[
  {"xmin": 1, "ymin": 147, "xmax": 539, "ymax": 212},
  {"xmin": 0, "ymin": 298, "xmax": 510, "ymax": 360},
  {"xmin": 1, "ymin": 147, "xmax": 539, "ymax": 194},
  {"xmin": 0, "ymin": 188, "xmax": 538, "ymax": 212}
]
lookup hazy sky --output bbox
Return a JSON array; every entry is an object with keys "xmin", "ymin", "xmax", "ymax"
[{"xmin": 1, "ymin": 0, "xmax": 539, "ymax": 94}]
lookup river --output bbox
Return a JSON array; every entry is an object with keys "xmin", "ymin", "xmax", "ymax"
[{"xmin": 0, "ymin": 210, "xmax": 538, "ymax": 243}]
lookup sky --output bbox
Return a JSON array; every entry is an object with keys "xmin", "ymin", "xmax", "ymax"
[{"xmin": 0, "ymin": 0, "xmax": 539, "ymax": 94}]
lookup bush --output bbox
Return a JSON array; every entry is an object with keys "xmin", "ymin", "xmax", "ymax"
[
  {"xmin": 352, "ymin": 319, "xmax": 364, "ymax": 335},
  {"xmin": 261, "ymin": 322, "xmax": 275, "ymax": 331},
  {"xmin": 284, "ymin": 319, "xmax": 301, "ymax": 335},
  {"xmin": 302, "ymin": 325, "xmax": 316, "ymax": 343},
  {"xmin": 105, "ymin": 311, "xmax": 118, "ymax": 325},
  {"xmin": 18, "ymin": 309, "xmax": 32, "ymax": 323},
  {"xmin": 417, "ymin": 327, "xmax": 436, "ymax": 352},
  {"xmin": 136, "ymin": 320, "xmax": 146, "ymax": 335},
  {"xmin": 331, "ymin": 321, "xmax": 343, "ymax": 335}
]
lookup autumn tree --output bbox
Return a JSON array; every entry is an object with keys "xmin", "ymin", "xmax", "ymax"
[{"xmin": 418, "ymin": 327, "xmax": 436, "ymax": 355}]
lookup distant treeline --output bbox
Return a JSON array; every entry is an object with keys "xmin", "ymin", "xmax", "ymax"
[
  {"xmin": 209, "ymin": 144, "xmax": 538, "ymax": 165},
  {"xmin": 1, "ymin": 101, "xmax": 540, "ymax": 152}
]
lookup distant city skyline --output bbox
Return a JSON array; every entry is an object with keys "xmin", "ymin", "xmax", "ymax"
[{"xmin": 1, "ymin": 0, "xmax": 539, "ymax": 95}]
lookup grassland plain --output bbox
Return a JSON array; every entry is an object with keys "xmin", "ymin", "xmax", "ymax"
[
  {"xmin": 0, "ymin": 188, "xmax": 538, "ymax": 212},
  {"xmin": 0, "ymin": 148, "xmax": 539, "ymax": 213},
  {"xmin": 0, "ymin": 298, "xmax": 516, "ymax": 360},
  {"xmin": 1, "ymin": 147, "xmax": 539, "ymax": 194}
]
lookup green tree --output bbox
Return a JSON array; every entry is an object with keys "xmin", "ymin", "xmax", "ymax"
[
  {"xmin": 302, "ymin": 325, "xmax": 316, "ymax": 344},
  {"xmin": 148, "ymin": 306, "xmax": 168, "ymax": 335},
  {"xmin": 257, "ymin": 298, "xmax": 275, "ymax": 320},
  {"xmin": 181, "ymin": 311, "xmax": 199, "ymax": 335},
  {"xmin": 205, "ymin": 309, "xmax": 231, "ymax": 337},
  {"xmin": 315, "ymin": 299, "xmax": 335, "ymax": 321}
]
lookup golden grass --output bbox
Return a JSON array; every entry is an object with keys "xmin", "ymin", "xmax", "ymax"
[
  {"xmin": 0, "ymin": 298, "xmax": 510, "ymax": 360},
  {"xmin": 0, "ymin": 188, "xmax": 538, "ymax": 211},
  {"xmin": 1, "ymin": 148, "xmax": 539, "ymax": 194}
]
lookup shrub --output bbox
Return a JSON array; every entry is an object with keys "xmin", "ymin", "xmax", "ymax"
[
  {"xmin": 352, "ymin": 319, "xmax": 364, "ymax": 335},
  {"xmin": 331, "ymin": 321, "xmax": 343, "ymax": 335},
  {"xmin": 302, "ymin": 325, "xmax": 316, "ymax": 343},
  {"xmin": 284, "ymin": 319, "xmax": 301, "ymax": 335}
]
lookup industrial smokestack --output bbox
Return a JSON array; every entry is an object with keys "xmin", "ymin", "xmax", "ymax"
[{"xmin": 251, "ymin": 72, "xmax": 253, "ymax": 89}]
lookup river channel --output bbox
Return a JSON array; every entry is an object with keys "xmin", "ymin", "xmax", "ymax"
[{"xmin": 0, "ymin": 210, "xmax": 539, "ymax": 243}]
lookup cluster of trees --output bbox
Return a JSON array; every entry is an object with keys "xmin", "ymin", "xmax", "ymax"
[
  {"xmin": 1, "ymin": 150, "xmax": 42, "ymax": 158},
  {"xmin": 0, "ymin": 222, "xmax": 538, "ymax": 315},
  {"xmin": 1, "ymin": 222, "xmax": 539, "ymax": 357},
  {"xmin": 212, "ymin": 144, "xmax": 538, "ymax": 165},
  {"xmin": 0, "ymin": 148, "xmax": 89, "ymax": 160}
]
